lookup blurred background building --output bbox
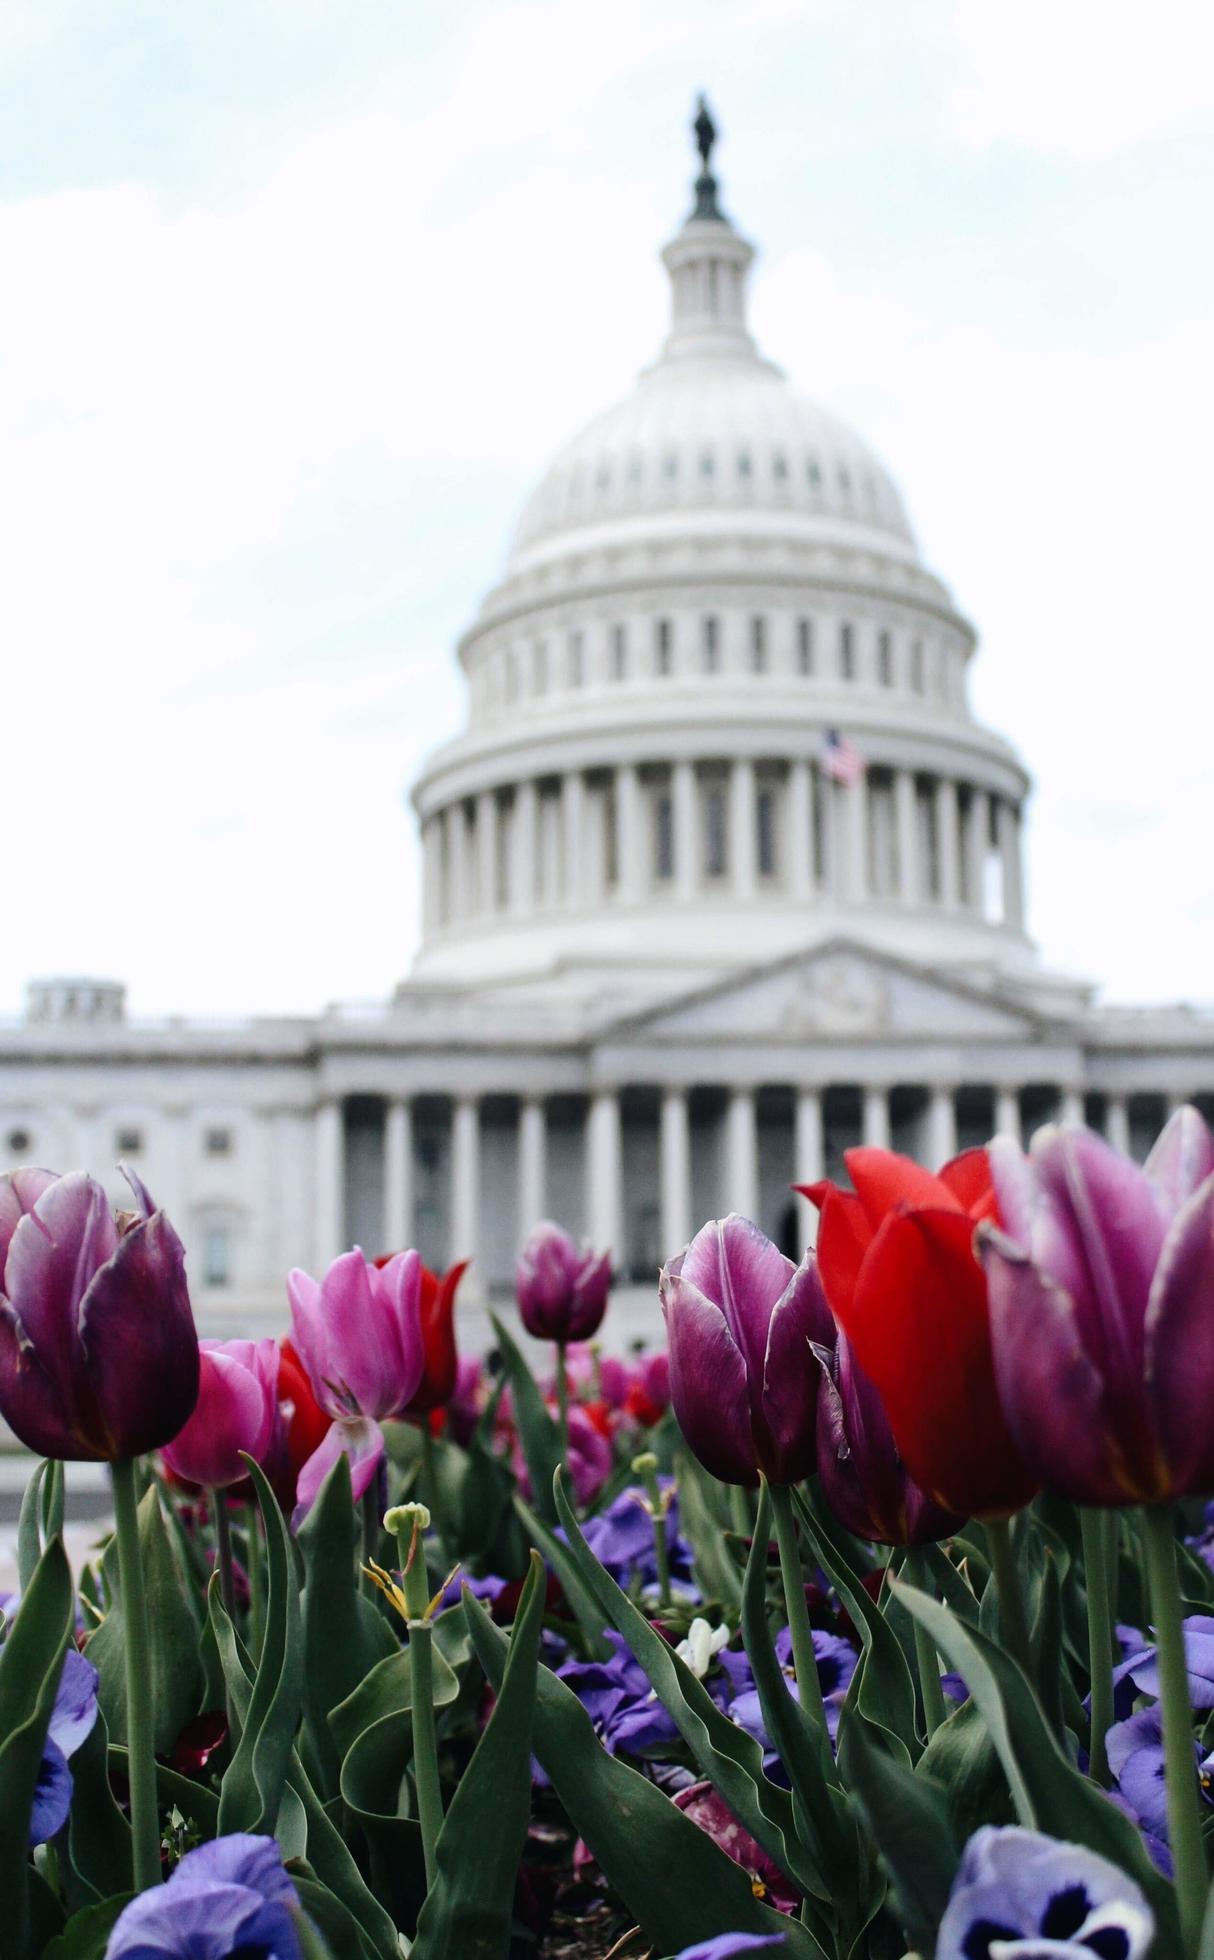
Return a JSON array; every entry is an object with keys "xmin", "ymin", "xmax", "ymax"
[{"xmin": 2, "ymin": 108, "xmax": 1211, "ymax": 1347}]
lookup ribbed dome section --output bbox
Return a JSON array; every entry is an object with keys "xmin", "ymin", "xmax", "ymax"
[{"xmin": 509, "ymin": 359, "xmax": 915, "ymax": 563}]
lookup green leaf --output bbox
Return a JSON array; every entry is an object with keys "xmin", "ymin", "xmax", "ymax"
[
  {"xmin": 490, "ymin": 1312, "xmax": 562, "ymax": 1524},
  {"xmin": 0, "ymin": 1536, "xmax": 74, "ymax": 1960},
  {"xmin": 88, "ymin": 1483, "xmax": 202, "ymax": 1753},
  {"xmin": 412, "ymin": 1554, "xmax": 547, "ymax": 1959},
  {"xmin": 512, "ymin": 1493, "xmax": 611, "ymax": 1658},
  {"xmin": 552, "ymin": 1471, "xmax": 823, "ymax": 1905},
  {"xmin": 16, "ymin": 1461, "xmax": 49, "ymax": 1593},
  {"xmin": 838, "ymin": 1714, "xmax": 958, "ymax": 1957},
  {"xmin": 213, "ymin": 1455, "xmax": 304, "ymax": 1837},
  {"xmin": 298, "ymin": 1452, "xmax": 396, "ymax": 1797},
  {"xmin": 290, "ymin": 1874, "xmax": 377, "ymax": 1960},
  {"xmin": 792, "ymin": 1487, "xmax": 918, "ymax": 1759},
  {"xmin": 64, "ymin": 1703, "xmax": 132, "ymax": 1902},
  {"xmin": 891, "ymin": 1576, "xmax": 1182, "ymax": 1950},
  {"xmin": 462, "ymin": 1585, "xmax": 827, "ymax": 1959},
  {"xmin": 675, "ymin": 1449, "xmax": 744, "ymax": 1611},
  {"xmin": 285, "ymin": 1750, "xmax": 401, "ymax": 1960},
  {"xmin": 41, "ymin": 1894, "xmax": 133, "ymax": 1960}
]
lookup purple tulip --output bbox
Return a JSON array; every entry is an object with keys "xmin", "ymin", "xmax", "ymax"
[
  {"xmin": 105, "ymin": 1832, "xmax": 303, "ymax": 1958},
  {"xmin": 0, "ymin": 1167, "xmax": 198, "ymax": 1462},
  {"xmin": 979, "ymin": 1107, "xmax": 1214, "ymax": 1505},
  {"xmin": 161, "ymin": 1339, "xmax": 280, "ymax": 1490},
  {"xmin": 935, "ymin": 1825, "xmax": 1154, "ymax": 1959},
  {"xmin": 515, "ymin": 1221, "xmax": 611, "ymax": 1343},
  {"xmin": 30, "ymin": 1647, "xmax": 99, "ymax": 1845},
  {"xmin": 660, "ymin": 1216, "xmax": 832, "ymax": 1487},
  {"xmin": 814, "ymin": 1329, "xmax": 963, "ymax": 1545}
]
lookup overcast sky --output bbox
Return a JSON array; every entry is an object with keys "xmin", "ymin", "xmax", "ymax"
[{"xmin": 1, "ymin": 1, "xmax": 1212, "ymax": 1018}]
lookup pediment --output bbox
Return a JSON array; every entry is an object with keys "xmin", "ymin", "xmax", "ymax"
[{"xmin": 612, "ymin": 941, "xmax": 1042, "ymax": 1045}]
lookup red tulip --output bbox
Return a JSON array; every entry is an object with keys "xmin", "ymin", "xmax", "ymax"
[{"xmin": 800, "ymin": 1148, "xmax": 1037, "ymax": 1518}]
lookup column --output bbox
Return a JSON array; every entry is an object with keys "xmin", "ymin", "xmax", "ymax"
[
  {"xmin": 845, "ymin": 777, "xmax": 869, "ymax": 900},
  {"xmin": 935, "ymin": 776, "xmax": 961, "ymax": 907},
  {"xmin": 314, "ymin": 1098, "xmax": 344, "ymax": 1266},
  {"xmin": 788, "ymin": 759, "xmax": 814, "ymax": 901},
  {"xmin": 673, "ymin": 760, "xmax": 697, "ymax": 901},
  {"xmin": 725, "ymin": 1087, "xmax": 760, "ymax": 1221},
  {"xmin": 896, "ymin": 769, "xmax": 918, "ymax": 904},
  {"xmin": 862, "ymin": 1085, "xmax": 890, "ymax": 1149},
  {"xmin": 447, "ymin": 802, "xmax": 470, "ymax": 924},
  {"xmin": 383, "ymin": 1098, "xmax": 413, "ymax": 1251},
  {"xmin": 994, "ymin": 1088, "xmax": 1021, "ymax": 1141},
  {"xmin": 730, "ymin": 758, "xmax": 757, "ymax": 899},
  {"xmin": 450, "ymin": 1096, "xmax": 480, "ymax": 1264},
  {"xmin": 1106, "ymin": 1094, "xmax": 1130, "ymax": 1155},
  {"xmin": 512, "ymin": 780, "xmax": 537, "ymax": 915},
  {"xmin": 926, "ymin": 1086, "xmax": 957, "ymax": 1169},
  {"xmin": 518, "ymin": 1097, "xmax": 547, "ymax": 1235},
  {"xmin": 422, "ymin": 818, "xmax": 443, "ymax": 934},
  {"xmin": 659, "ymin": 1086, "xmax": 692, "ymax": 1257},
  {"xmin": 998, "ymin": 799, "xmax": 1025, "ymax": 929},
  {"xmin": 965, "ymin": 789, "xmax": 989, "ymax": 914},
  {"xmin": 1060, "ymin": 1086, "xmax": 1084, "ymax": 1127},
  {"xmin": 586, "ymin": 1090, "xmax": 622, "ymax": 1261},
  {"xmin": 616, "ymin": 764, "xmax": 643, "ymax": 903},
  {"xmin": 794, "ymin": 1088, "xmax": 824, "ymax": 1255},
  {"xmin": 475, "ymin": 790, "xmax": 497, "ymax": 915},
  {"xmin": 563, "ymin": 771, "xmax": 585, "ymax": 909}
]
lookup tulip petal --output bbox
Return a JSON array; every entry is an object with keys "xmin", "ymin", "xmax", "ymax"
[
  {"xmin": 845, "ymin": 1147, "xmax": 965, "ymax": 1231},
  {"xmin": 938, "ymin": 1147, "xmax": 997, "ymax": 1221},
  {"xmin": 759, "ymin": 1256, "xmax": 831, "ymax": 1484},
  {"xmin": 679, "ymin": 1216, "xmax": 795, "ymax": 1389},
  {"xmin": 1143, "ymin": 1172, "xmax": 1214, "ymax": 1495},
  {"xmin": 0, "ymin": 1175, "xmax": 121, "ymax": 1456},
  {"xmin": 0, "ymin": 1296, "xmax": 101, "ymax": 1458},
  {"xmin": 79, "ymin": 1210, "xmax": 200, "ymax": 1458},
  {"xmin": 981, "ymin": 1228, "xmax": 1129, "ymax": 1505},
  {"xmin": 371, "ymin": 1249, "xmax": 425, "ymax": 1417},
  {"xmin": 0, "ymin": 1168, "xmax": 60, "ymax": 1278},
  {"xmin": 162, "ymin": 1348, "xmax": 276, "ymax": 1489},
  {"xmin": 812, "ymin": 1186, "xmax": 872, "ymax": 1322},
  {"xmin": 286, "ymin": 1267, "xmax": 337, "ymax": 1417},
  {"xmin": 1144, "ymin": 1106, "xmax": 1214, "ymax": 1216},
  {"xmin": 292, "ymin": 1416, "xmax": 385, "ymax": 1529},
  {"xmin": 660, "ymin": 1269, "xmax": 757, "ymax": 1486}
]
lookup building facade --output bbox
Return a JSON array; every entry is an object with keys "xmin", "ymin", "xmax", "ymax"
[{"xmin": 3, "ymin": 121, "xmax": 1212, "ymax": 1349}]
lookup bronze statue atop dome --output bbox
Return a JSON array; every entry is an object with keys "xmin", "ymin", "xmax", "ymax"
[{"xmin": 690, "ymin": 92, "xmax": 724, "ymax": 221}]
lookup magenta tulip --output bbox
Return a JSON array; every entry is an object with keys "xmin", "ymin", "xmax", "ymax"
[
  {"xmin": 659, "ymin": 1215, "xmax": 832, "ymax": 1487},
  {"xmin": 0, "ymin": 1166, "xmax": 198, "ymax": 1462},
  {"xmin": 980, "ymin": 1106, "xmax": 1214, "ymax": 1506},
  {"xmin": 815, "ymin": 1328, "xmax": 962, "ymax": 1545},
  {"xmin": 516, "ymin": 1222, "xmax": 611, "ymax": 1343},
  {"xmin": 162, "ymin": 1340, "xmax": 280, "ymax": 1490}
]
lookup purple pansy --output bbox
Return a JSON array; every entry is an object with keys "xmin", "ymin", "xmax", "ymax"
[
  {"xmin": 674, "ymin": 1931, "xmax": 787, "ymax": 1956},
  {"xmin": 729, "ymin": 1628, "xmax": 857, "ymax": 1754},
  {"xmin": 577, "ymin": 1480, "xmax": 694, "ymax": 1592},
  {"xmin": 30, "ymin": 1646, "xmax": 99, "ymax": 1845},
  {"xmin": 105, "ymin": 1832, "xmax": 303, "ymax": 1958},
  {"xmin": 558, "ymin": 1632, "xmax": 683, "ymax": 1755},
  {"xmin": 936, "ymin": 1825, "xmax": 1154, "ymax": 1959},
  {"xmin": 1106, "ymin": 1703, "xmax": 1214, "ymax": 1868}
]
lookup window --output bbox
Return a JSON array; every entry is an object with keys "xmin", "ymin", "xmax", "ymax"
[
  {"xmin": 704, "ymin": 786, "xmax": 728, "ymax": 879},
  {"xmin": 807, "ymin": 457, "xmax": 822, "ymax": 490},
  {"xmin": 205, "ymin": 1127, "xmax": 232, "ymax": 1157},
  {"xmin": 627, "ymin": 455, "xmax": 642, "ymax": 486},
  {"xmin": 568, "ymin": 631, "xmax": 584, "ymax": 688},
  {"xmin": 115, "ymin": 1127, "xmax": 142, "ymax": 1155},
  {"xmin": 610, "ymin": 624, "xmax": 627, "ymax": 681},
  {"xmin": 757, "ymin": 788, "xmax": 778, "ymax": 878},
  {"xmin": 699, "ymin": 451, "xmax": 715, "ymax": 479},
  {"xmin": 702, "ymin": 616, "xmax": 720, "ymax": 673},
  {"xmin": 838, "ymin": 465, "xmax": 852, "ymax": 499},
  {"xmin": 504, "ymin": 649, "xmax": 519, "ymax": 702},
  {"xmin": 737, "ymin": 452, "xmax": 752, "ymax": 479},
  {"xmin": 654, "ymin": 791, "xmax": 674, "ymax": 881},
  {"xmin": 662, "ymin": 452, "xmax": 678, "ymax": 480},
  {"xmin": 202, "ymin": 1223, "xmax": 231, "ymax": 1288},
  {"xmin": 7, "ymin": 1128, "xmax": 31, "ymax": 1155},
  {"xmin": 797, "ymin": 618, "xmax": 813, "ymax": 675},
  {"xmin": 533, "ymin": 641, "xmax": 548, "ymax": 694},
  {"xmin": 655, "ymin": 618, "xmax": 673, "ymax": 675},
  {"xmin": 773, "ymin": 452, "xmax": 788, "ymax": 481},
  {"xmin": 878, "ymin": 629, "xmax": 893, "ymax": 686},
  {"xmin": 910, "ymin": 639, "xmax": 925, "ymax": 694},
  {"xmin": 750, "ymin": 615, "xmax": 767, "ymax": 673},
  {"xmin": 839, "ymin": 622, "xmax": 855, "ymax": 680}
]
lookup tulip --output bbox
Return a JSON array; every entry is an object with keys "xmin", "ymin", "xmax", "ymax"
[
  {"xmin": 408, "ymin": 1259, "xmax": 468, "ymax": 1414},
  {"xmin": 659, "ymin": 1214, "xmax": 831, "ymax": 1489},
  {"xmin": 0, "ymin": 1166, "xmax": 199, "ymax": 1463},
  {"xmin": 515, "ymin": 1221, "xmax": 611, "ymax": 1344},
  {"xmin": 287, "ymin": 1247, "xmax": 424, "ymax": 1526},
  {"xmin": 814, "ymin": 1328, "xmax": 961, "ymax": 1548},
  {"xmin": 803, "ymin": 1148, "xmax": 1037, "ymax": 1518},
  {"xmin": 162, "ymin": 1340, "xmax": 279, "ymax": 1491},
  {"xmin": 979, "ymin": 1108, "xmax": 1214, "ymax": 1508}
]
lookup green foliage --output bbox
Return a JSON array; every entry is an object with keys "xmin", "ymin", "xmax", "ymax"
[
  {"xmin": 297, "ymin": 1452, "xmax": 397, "ymax": 1797},
  {"xmin": 490, "ymin": 1313, "xmax": 563, "ymax": 1524},
  {"xmin": 88, "ymin": 1484, "xmax": 202, "ymax": 1754},
  {"xmin": 0, "ymin": 1536, "xmax": 74, "ymax": 1960}
]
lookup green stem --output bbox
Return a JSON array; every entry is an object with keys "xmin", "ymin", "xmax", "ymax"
[
  {"xmin": 396, "ymin": 1512, "xmax": 443, "ymax": 1888},
  {"xmin": 360, "ymin": 1486, "xmax": 380, "ymax": 1597},
  {"xmin": 1143, "ymin": 1503, "xmax": 1207, "ymax": 1958},
  {"xmin": 634, "ymin": 1453, "xmax": 672, "ymax": 1610},
  {"xmin": 420, "ymin": 1426, "xmax": 440, "ymax": 1539},
  {"xmin": 985, "ymin": 1517, "xmax": 1031, "ymax": 1674},
  {"xmin": 1080, "ymin": 1507, "xmax": 1114, "ymax": 1784},
  {"xmin": 245, "ymin": 1501, "xmax": 265, "ymax": 1660},
  {"xmin": 110, "ymin": 1457, "xmax": 161, "ymax": 1891},
  {"xmin": 213, "ymin": 1494, "xmax": 237, "ymax": 1626},
  {"xmin": 768, "ymin": 1480, "xmax": 834, "ymax": 1775},
  {"xmin": 729, "ymin": 1482, "xmax": 752, "ymax": 1541},
  {"xmin": 904, "ymin": 1547, "xmax": 948, "ymax": 1738},
  {"xmin": 555, "ymin": 1341, "xmax": 569, "ymax": 1460}
]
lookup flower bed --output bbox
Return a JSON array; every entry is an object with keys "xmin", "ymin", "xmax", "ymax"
[{"xmin": 0, "ymin": 1117, "xmax": 1211, "ymax": 1957}]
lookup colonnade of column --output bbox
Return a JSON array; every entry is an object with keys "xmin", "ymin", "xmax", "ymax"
[{"xmin": 422, "ymin": 761, "xmax": 1025, "ymax": 934}]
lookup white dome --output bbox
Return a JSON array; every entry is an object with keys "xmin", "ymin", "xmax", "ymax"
[{"xmin": 510, "ymin": 358, "xmax": 915, "ymax": 562}]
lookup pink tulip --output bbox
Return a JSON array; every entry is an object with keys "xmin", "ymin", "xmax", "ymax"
[{"xmin": 162, "ymin": 1340, "xmax": 280, "ymax": 1490}]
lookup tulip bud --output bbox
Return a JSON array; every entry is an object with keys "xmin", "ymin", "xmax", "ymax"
[
  {"xmin": 162, "ymin": 1340, "xmax": 280, "ymax": 1490},
  {"xmin": 515, "ymin": 1222, "xmax": 611, "ymax": 1343}
]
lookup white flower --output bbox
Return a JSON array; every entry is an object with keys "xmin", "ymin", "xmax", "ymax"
[{"xmin": 676, "ymin": 1617, "xmax": 731, "ymax": 1679}]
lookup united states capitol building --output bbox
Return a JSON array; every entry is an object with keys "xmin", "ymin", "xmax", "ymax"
[{"xmin": 3, "ymin": 111, "xmax": 1212, "ymax": 1344}]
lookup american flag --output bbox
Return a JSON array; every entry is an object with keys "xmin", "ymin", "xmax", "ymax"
[{"xmin": 821, "ymin": 728, "xmax": 865, "ymax": 785}]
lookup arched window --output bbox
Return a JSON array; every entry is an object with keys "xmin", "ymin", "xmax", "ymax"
[
  {"xmin": 878, "ymin": 630, "xmax": 893, "ymax": 686},
  {"xmin": 568, "ymin": 631, "xmax": 585, "ymax": 687},
  {"xmin": 750, "ymin": 616, "xmax": 767, "ymax": 673},
  {"xmin": 655, "ymin": 618, "xmax": 674, "ymax": 676},
  {"xmin": 610, "ymin": 625, "xmax": 628, "ymax": 681},
  {"xmin": 797, "ymin": 619, "xmax": 813, "ymax": 675},
  {"xmin": 839, "ymin": 622, "xmax": 855, "ymax": 680},
  {"xmin": 702, "ymin": 616, "xmax": 720, "ymax": 673}
]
